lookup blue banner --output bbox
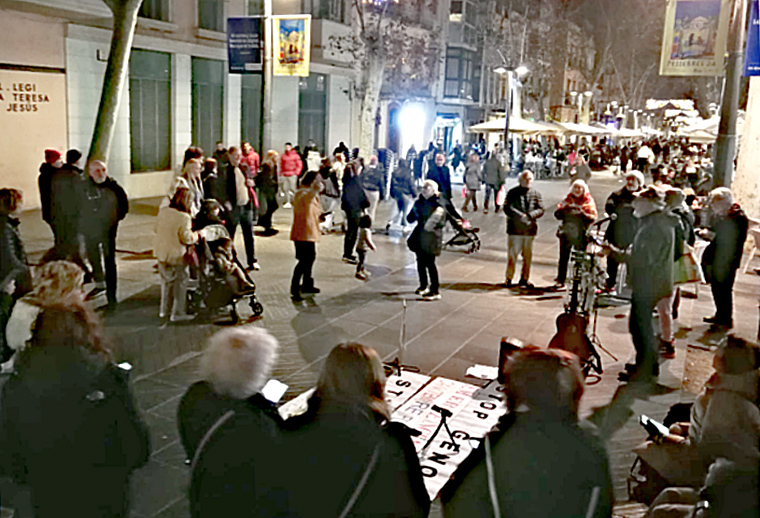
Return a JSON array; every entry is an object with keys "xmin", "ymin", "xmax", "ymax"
[
  {"xmin": 227, "ymin": 17, "xmax": 263, "ymax": 74},
  {"xmin": 746, "ymin": 0, "xmax": 760, "ymax": 76}
]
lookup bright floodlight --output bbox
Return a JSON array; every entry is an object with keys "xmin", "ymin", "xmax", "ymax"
[
  {"xmin": 494, "ymin": 66, "xmax": 507, "ymax": 75},
  {"xmin": 400, "ymin": 104, "xmax": 426, "ymax": 151},
  {"xmin": 515, "ymin": 66, "xmax": 529, "ymax": 77}
]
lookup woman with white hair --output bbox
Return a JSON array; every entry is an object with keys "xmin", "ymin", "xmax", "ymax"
[
  {"xmin": 553, "ymin": 179, "xmax": 598, "ymax": 287},
  {"xmin": 406, "ymin": 179, "xmax": 455, "ymax": 301},
  {"xmin": 177, "ymin": 326, "xmax": 286, "ymax": 517},
  {"xmin": 699, "ymin": 187, "xmax": 748, "ymax": 329}
]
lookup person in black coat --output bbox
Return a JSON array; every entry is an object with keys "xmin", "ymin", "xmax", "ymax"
[
  {"xmin": 178, "ymin": 327, "xmax": 287, "ymax": 518},
  {"xmin": 285, "ymin": 343, "xmax": 430, "ymax": 518},
  {"xmin": 387, "ymin": 158, "xmax": 416, "ymax": 231},
  {"xmin": 603, "ymin": 171, "xmax": 643, "ymax": 291},
  {"xmin": 80, "ymin": 161, "xmax": 129, "ymax": 309},
  {"xmin": 699, "ymin": 188, "xmax": 748, "ymax": 329},
  {"xmin": 341, "ymin": 160, "xmax": 369, "ymax": 263},
  {"xmin": 38, "ymin": 149, "xmax": 63, "ymax": 233},
  {"xmin": 442, "ymin": 348, "xmax": 613, "ymax": 518},
  {"xmin": 256, "ymin": 150, "xmax": 281, "ymax": 235},
  {"xmin": 49, "ymin": 149, "xmax": 85, "ymax": 262},
  {"xmin": 0, "ymin": 189, "xmax": 32, "ymax": 362},
  {"xmin": 425, "ymin": 152, "xmax": 453, "ymax": 201},
  {"xmin": 0, "ymin": 303, "xmax": 150, "ymax": 518},
  {"xmin": 407, "ymin": 180, "xmax": 456, "ymax": 301}
]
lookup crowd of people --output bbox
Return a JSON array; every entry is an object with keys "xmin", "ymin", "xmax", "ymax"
[{"xmin": 0, "ymin": 132, "xmax": 754, "ymax": 517}]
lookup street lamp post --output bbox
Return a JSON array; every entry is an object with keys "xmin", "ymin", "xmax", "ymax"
[{"xmin": 495, "ymin": 64, "xmax": 528, "ymax": 173}]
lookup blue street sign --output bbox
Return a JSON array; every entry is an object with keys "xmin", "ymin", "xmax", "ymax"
[
  {"xmin": 745, "ymin": 0, "xmax": 760, "ymax": 76},
  {"xmin": 227, "ymin": 17, "xmax": 263, "ymax": 74}
]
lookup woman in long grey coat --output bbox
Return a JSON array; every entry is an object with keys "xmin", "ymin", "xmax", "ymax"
[{"xmin": 461, "ymin": 154, "xmax": 483, "ymax": 212}]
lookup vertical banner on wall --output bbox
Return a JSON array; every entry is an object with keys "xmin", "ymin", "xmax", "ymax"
[
  {"xmin": 227, "ymin": 17, "xmax": 263, "ymax": 73},
  {"xmin": 660, "ymin": 0, "xmax": 732, "ymax": 76},
  {"xmin": 745, "ymin": 0, "xmax": 760, "ymax": 75},
  {"xmin": 272, "ymin": 15, "xmax": 311, "ymax": 77}
]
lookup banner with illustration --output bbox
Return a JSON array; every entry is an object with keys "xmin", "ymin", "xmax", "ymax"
[
  {"xmin": 273, "ymin": 15, "xmax": 311, "ymax": 77},
  {"xmin": 745, "ymin": 0, "xmax": 760, "ymax": 76},
  {"xmin": 660, "ymin": 0, "xmax": 731, "ymax": 76}
]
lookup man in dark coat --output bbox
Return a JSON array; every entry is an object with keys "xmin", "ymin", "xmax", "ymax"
[
  {"xmin": 612, "ymin": 186, "xmax": 675, "ymax": 382},
  {"xmin": 341, "ymin": 161, "xmax": 369, "ymax": 264},
  {"xmin": 426, "ymin": 152, "xmax": 453, "ymax": 201},
  {"xmin": 442, "ymin": 348, "xmax": 614, "ymax": 518},
  {"xmin": 49, "ymin": 149, "xmax": 85, "ymax": 262},
  {"xmin": 700, "ymin": 188, "xmax": 748, "ymax": 329},
  {"xmin": 503, "ymin": 171, "xmax": 544, "ymax": 288},
  {"xmin": 80, "ymin": 161, "xmax": 129, "ymax": 310},
  {"xmin": 603, "ymin": 171, "xmax": 644, "ymax": 290}
]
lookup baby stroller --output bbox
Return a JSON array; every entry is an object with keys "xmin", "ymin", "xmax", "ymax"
[
  {"xmin": 444, "ymin": 218, "xmax": 481, "ymax": 254},
  {"xmin": 188, "ymin": 224, "xmax": 263, "ymax": 323}
]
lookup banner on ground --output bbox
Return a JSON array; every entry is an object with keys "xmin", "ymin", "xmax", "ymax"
[
  {"xmin": 227, "ymin": 17, "xmax": 263, "ymax": 73},
  {"xmin": 745, "ymin": 0, "xmax": 760, "ymax": 76},
  {"xmin": 273, "ymin": 15, "xmax": 311, "ymax": 77},
  {"xmin": 660, "ymin": 0, "xmax": 731, "ymax": 76}
]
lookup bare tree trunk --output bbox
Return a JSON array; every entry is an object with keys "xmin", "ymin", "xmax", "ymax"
[
  {"xmin": 359, "ymin": 50, "xmax": 386, "ymax": 158},
  {"xmin": 87, "ymin": 0, "xmax": 143, "ymax": 164}
]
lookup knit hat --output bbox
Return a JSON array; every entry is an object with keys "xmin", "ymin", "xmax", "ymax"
[
  {"xmin": 635, "ymin": 185, "xmax": 666, "ymax": 207},
  {"xmin": 625, "ymin": 170, "xmax": 645, "ymax": 187},
  {"xmin": 44, "ymin": 149, "xmax": 62, "ymax": 164}
]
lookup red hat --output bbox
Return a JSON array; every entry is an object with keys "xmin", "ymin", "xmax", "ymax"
[{"xmin": 44, "ymin": 149, "xmax": 62, "ymax": 164}]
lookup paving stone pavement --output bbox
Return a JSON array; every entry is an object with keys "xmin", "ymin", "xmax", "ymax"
[{"xmin": 4, "ymin": 170, "xmax": 759, "ymax": 517}]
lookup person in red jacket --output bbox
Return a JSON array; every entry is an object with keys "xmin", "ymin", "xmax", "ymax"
[{"xmin": 279, "ymin": 142, "xmax": 303, "ymax": 208}]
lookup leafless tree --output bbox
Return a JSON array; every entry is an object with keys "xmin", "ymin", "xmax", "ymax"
[
  {"xmin": 330, "ymin": 0, "xmax": 444, "ymax": 157},
  {"xmin": 88, "ymin": 0, "xmax": 144, "ymax": 164}
]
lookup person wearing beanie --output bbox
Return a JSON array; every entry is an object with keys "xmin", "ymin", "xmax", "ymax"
[
  {"xmin": 38, "ymin": 149, "xmax": 63, "ymax": 227},
  {"xmin": 50, "ymin": 149, "xmax": 86, "ymax": 263},
  {"xmin": 608, "ymin": 186, "xmax": 676, "ymax": 382},
  {"xmin": 603, "ymin": 170, "xmax": 644, "ymax": 291}
]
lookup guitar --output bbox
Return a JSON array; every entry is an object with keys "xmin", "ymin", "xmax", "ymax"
[{"xmin": 548, "ymin": 249, "xmax": 597, "ymax": 375}]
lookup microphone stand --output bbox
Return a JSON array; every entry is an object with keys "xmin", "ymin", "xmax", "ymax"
[{"xmin": 421, "ymin": 405, "xmax": 460, "ymax": 455}]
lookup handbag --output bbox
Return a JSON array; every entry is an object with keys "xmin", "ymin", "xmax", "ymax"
[
  {"xmin": 673, "ymin": 246, "xmax": 703, "ymax": 285},
  {"xmin": 184, "ymin": 246, "xmax": 199, "ymax": 267}
]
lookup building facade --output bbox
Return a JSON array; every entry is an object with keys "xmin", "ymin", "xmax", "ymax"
[{"xmin": 0, "ymin": 0, "xmax": 359, "ymax": 207}]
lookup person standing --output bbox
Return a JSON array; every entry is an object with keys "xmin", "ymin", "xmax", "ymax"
[
  {"xmin": 0, "ymin": 303, "xmax": 150, "ymax": 518},
  {"xmin": 361, "ymin": 155, "xmax": 386, "ymax": 225},
  {"xmin": 461, "ymin": 153, "xmax": 482, "ymax": 213},
  {"xmin": 700, "ymin": 188, "xmax": 748, "ymax": 329},
  {"xmin": 290, "ymin": 171, "xmax": 323, "ymax": 302},
  {"xmin": 279, "ymin": 142, "xmax": 303, "ymax": 208},
  {"xmin": 603, "ymin": 171, "xmax": 644, "ymax": 291},
  {"xmin": 612, "ymin": 187, "xmax": 675, "ymax": 382},
  {"xmin": 49, "ymin": 149, "xmax": 85, "ymax": 261},
  {"xmin": 38, "ymin": 149, "xmax": 63, "ymax": 241},
  {"xmin": 0, "ymin": 189, "xmax": 32, "ymax": 363},
  {"xmin": 80, "ymin": 161, "xmax": 129, "ymax": 310},
  {"xmin": 341, "ymin": 161, "xmax": 369, "ymax": 264},
  {"xmin": 386, "ymin": 158, "xmax": 416, "ymax": 231},
  {"xmin": 407, "ymin": 180, "xmax": 453, "ymax": 301},
  {"xmin": 256, "ymin": 150, "xmax": 280, "ymax": 236},
  {"xmin": 503, "ymin": 171, "xmax": 544, "ymax": 288},
  {"xmin": 554, "ymin": 180, "xmax": 598, "ymax": 287},
  {"xmin": 154, "ymin": 188, "xmax": 199, "ymax": 322},
  {"xmin": 224, "ymin": 147, "xmax": 258, "ymax": 270},
  {"xmin": 426, "ymin": 152, "xmax": 453, "ymax": 201},
  {"xmin": 483, "ymin": 149, "xmax": 505, "ymax": 214}
]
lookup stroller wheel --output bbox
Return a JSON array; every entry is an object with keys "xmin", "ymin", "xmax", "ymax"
[
  {"xmin": 249, "ymin": 299, "xmax": 264, "ymax": 317},
  {"xmin": 229, "ymin": 306, "xmax": 240, "ymax": 324}
]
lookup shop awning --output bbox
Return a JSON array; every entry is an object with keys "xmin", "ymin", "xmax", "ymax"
[{"xmin": 467, "ymin": 117, "xmax": 549, "ymax": 134}]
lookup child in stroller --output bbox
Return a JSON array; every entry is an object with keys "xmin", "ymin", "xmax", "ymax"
[{"xmin": 189, "ymin": 200, "xmax": 263, "ymax": 321}]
